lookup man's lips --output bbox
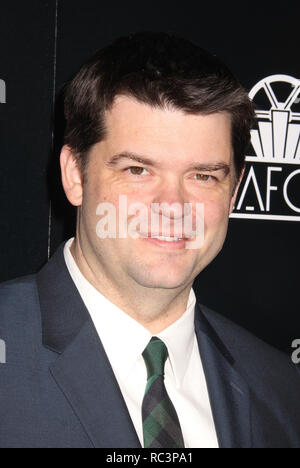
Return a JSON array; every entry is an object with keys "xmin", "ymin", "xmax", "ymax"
[
  {"xmin": 137, "ymin": 233, "xmax": 195, "ymax": 250},
  {"xmin": 138, "ymin": 233, "xmax": 194, "ymax": 240}
]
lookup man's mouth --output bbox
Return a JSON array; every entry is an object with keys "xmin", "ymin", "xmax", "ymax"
[
  {"xmin": 137, "ymin": 232, "xmax": 195, "ymax": 249},
  {"xmin": 139, "ymin": 233, "xmax": 193, "ymax": 241},
  {"xmin": 145, "ymin": 235, "xmax": 184, "ymax": 242}
]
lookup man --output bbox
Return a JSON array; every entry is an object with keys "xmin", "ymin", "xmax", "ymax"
[{"xmin": 0, "ymin": 31, "xmax": 300, "ymax": 448}]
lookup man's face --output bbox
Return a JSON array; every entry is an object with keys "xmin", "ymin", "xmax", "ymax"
[{"xmin": 77, "ymin": 96, "xmax": 239, "ymax": 291}]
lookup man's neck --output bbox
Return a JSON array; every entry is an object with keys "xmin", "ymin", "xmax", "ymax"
[{"xmin": 70, "ymin": 237, "xmax": 193, "ymax": 334}]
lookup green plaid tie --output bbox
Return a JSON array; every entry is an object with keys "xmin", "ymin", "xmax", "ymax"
[{"xmin": 141, "ymin": 337, "xmax": 185, "ymax": 448}]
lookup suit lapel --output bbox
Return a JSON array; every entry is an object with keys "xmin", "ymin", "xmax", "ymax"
[
  {"xmin": 49, "ymin": 318, "xmax": 141, "ymax": 448},
  {"xmin": 37, "ymin": 242, "xmax": 252, "ymax": 448},
  {"xmin": 37, "ymin": 243, "xmax": 141, "ymax": 448},
  {"xmin": 194, "ymin": 303, "xmax": 252, "ymax": 448}
]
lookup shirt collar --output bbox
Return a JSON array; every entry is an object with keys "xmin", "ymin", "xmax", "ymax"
[
  {"xmin": 157, "ymin": 289, "xmax": 196, "ymax": 387},
  {"xmin": 64, "ymin": 238, "xmax": 196, "ymax": 387}
]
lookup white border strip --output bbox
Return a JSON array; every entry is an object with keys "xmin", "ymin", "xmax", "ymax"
[
  {"xmin": 230, "ymin": 213, "xmax": 300, "ymax": 222},
  {"xmin": 48, "ymin": 0, "xmax": 59, "ymax": 260},
  {"xmin": 245, "ymin": 156, "xmax": 300, "ymax": 165}
]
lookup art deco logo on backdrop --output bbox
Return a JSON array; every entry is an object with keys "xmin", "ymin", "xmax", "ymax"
[
  {"xmin": 231, "ymin": 75, "xmax": 300, "ymax": 222},
  {"xmin": 0, "ymin": 79, "xmax": 6, "ymax": 103}
]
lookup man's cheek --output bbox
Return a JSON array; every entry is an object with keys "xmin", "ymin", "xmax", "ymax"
[{"xmin": 203, "ymin": 199, "xmax": 229, "ymax": 229}]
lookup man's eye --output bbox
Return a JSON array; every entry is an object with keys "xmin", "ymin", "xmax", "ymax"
[
  {"xmin": 194, "ymin": 174, "xmax": 213, "ymax": 182},
  {"xmin": 125, "ymin": 166, "xmax": 148, "ymax": 176}
]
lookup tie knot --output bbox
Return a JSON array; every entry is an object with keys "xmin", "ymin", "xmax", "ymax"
[{"xmin": 142, "ymin": 337, "xmax": 169, "ymax": 379}]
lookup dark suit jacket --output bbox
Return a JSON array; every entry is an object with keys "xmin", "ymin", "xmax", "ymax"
[{"xmin": 0, "ymin": 243, "xmax": 299, "ymax": 448}]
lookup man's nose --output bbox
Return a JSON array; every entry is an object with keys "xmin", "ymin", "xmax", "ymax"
[{"xmin": 151, "ymin": 180, "xmax": 191, "ymax": 219}]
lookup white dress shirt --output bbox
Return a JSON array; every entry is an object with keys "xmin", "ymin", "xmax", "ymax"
[{"xmin": 63, "ymin": 238, "xmax": 219, "ymax": 448}]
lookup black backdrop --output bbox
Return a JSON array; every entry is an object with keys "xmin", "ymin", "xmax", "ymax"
[{"xmin": 1, "ymin": 0, "xmax": 299, "ymax": 353}]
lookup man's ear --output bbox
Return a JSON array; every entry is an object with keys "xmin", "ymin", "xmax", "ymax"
[
  {"xmin": 229, "ymin": 166, "xmax": 245, "ymax": 214},
  {"xmin": 60, "ymin": 145, "xmax": 83, "ymax": 207}
]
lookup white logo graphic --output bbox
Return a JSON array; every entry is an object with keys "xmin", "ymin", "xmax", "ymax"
[
  {"xmin": 0, "ymin": 79, "xmax": 6, "ymax": 103},
  {"xmin": 95, "ymin": 196, "xmax": 205, "ymax": 250},
  {"xmin": 231, "ymin": 74, "xmax": 300, "ymax": 222},
  {"xmin": 291, "ymin": 339, "xmax": 300, "ymax": 365},
  {"xmin": 0, "ymin": 339, "xmax": 6, "ymax": 364}
]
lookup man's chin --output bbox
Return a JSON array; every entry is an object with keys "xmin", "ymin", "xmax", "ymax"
[{"xmin": 130, "ymin": 270, "xmax": 192, "ymax": 290}]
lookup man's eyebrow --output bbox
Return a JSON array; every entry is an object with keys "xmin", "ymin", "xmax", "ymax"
[
  {"xmin": 105, "ymin": 151, "xmax": 231, "ymax": 175},
  {"xmin": 105, "ymin": 152, "xmax": 157, "ymax": 167},
  {"xmin": 188, "ymin": 163, "xmax": 231, "ymax": 175}
]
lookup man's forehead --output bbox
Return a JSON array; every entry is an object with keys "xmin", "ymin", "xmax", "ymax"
[
  {"xmin": 105, "ymin": 95, "xmax": 232, "ymax": 140},
  {"xmin": 86, "ymin": 100, "xmax": 234, "ymax": 188},
  {"xmin": 101, "ymin": 96, "xmax": 232, "ymax": 166}
]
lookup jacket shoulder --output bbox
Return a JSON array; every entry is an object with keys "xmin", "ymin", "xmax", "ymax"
[
  {"xmin": 198, "ymin": 303, "xmax": 298, "ymax": 386},
  {"xmin": 0, "ymin": 274, "xmax": 40, "ymax": 328}
]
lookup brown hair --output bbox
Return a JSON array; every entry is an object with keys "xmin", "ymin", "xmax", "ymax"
[{"xmin": 64, "ymin": 31, "xmax": 255, "ymax": 185}]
